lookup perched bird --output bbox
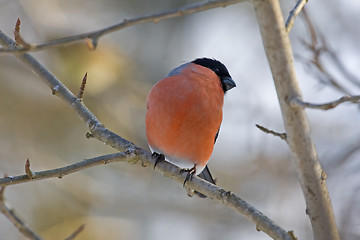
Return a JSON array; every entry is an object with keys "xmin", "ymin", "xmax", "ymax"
[{"xmin": 146, "ymin": 58, "xmax": 235, "ymax": 196}]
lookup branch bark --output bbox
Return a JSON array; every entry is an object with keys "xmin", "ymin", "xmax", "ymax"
[
  {"xmin": 253, "ymin": 0, "xmax": 340, "ymax": 239},
  {"xmin": 0, "ymin": 31, "xmax": 293, "ymax": 239}
]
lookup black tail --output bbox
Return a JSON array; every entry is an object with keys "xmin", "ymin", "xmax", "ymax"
[{"xmin": 195, "ymin": 165, "xmax": 216, "ymax": 198}]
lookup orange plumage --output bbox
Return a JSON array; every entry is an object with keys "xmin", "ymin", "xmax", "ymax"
[
  {"xmin": 146, "ymin": 58, "xmax": 235, "ymax": 178},
  {"xmin": 146, "ymin": 63, "xmax": 224, "ymax": 173}
]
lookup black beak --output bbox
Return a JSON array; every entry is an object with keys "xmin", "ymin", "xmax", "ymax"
[{"xmin": 222, "ymin": 77, "xmax": 236, "ymax": 92}]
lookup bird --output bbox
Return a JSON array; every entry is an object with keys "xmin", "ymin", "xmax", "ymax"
[{"xmin": 145, "ymin": 57, "xmax": 235, "ymax": 197}]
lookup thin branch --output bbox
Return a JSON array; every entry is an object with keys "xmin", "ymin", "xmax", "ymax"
[
  {"xmin": 0, "ymin": 0, "xmax": 245, "ymax": 54},
  {"xmin": 0, "ymin": 31, "xmax": 294, "ymax": 240},
  {"xmin": 255, "ymin": 124, "xmax": 287, "ymax": 141},
  {"xmin": 253, "ymin": 0, "xmax": 340, "ymax": 239},
  {"xmin": 65, "ymin": 224, "xmax": 85, "ymax": 240},
  {"xmin": 0, "ymin": 184, "xmax": 43, "ymax": 240},
  {"xmin": 291, "ymin": 95, "xmax": 360, "ymax": 110},
  {"xmin": 285, "ymin": 0, "xmax": 308, "ymax": 33}
]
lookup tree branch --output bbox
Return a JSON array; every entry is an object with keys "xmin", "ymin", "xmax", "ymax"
[
  {"xmin": 255, "ymin": 124, "xmax": 287, "ymax": 141},
  {"xmin": 285, "ymin": 0, "xmax": 308, "ymax": 33},
  {"xmin": 0, "ymin": 0, "xmax": 245, "ymax": 54},
  {"xmin": 0, "ymin": 153, "xmax": 132, "ymax": 187},
  {"xmin": 291, "ymin": 95, "xmax": 360, "ymax": 110},
  {"xmin": 253, "ymin": 0, "xmax": 340, "ymax": 239}
]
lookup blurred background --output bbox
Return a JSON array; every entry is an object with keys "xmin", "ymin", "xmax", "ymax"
[{"xmin": 0, "ymin": 0, "xmax": 359, "ymax": 239}]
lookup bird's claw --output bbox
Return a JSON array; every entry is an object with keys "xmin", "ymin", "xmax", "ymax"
[
  {"xmin": 152, "ymin": 152, "xmax": 165, "ymax": 169},
  {"xmin": 180, "ymin": 165, "xmax": 197, "ymax": 187}
]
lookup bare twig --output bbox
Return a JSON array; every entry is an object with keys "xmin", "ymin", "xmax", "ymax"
[
  {"xmin": 0, "ymin": 184, "xmax": 43, "ymax": 240},
  {"xmin": 285, "ymin": 0, "xmax": 308, "ymax": 33},
  {"xmin": 65, "ymin": 224, "xmax": 85, "ymax": 240},
  {"xmin": 291, "ymin": 95, "xmax": 360, "ymax": 110},
  {"xmin": 0, "ymin": 0, "xmax": 245, "ymax": 54},
  {"xmin": 0, "ymin": 30, "xmax": 293, "ymax": 240},
  {"xmin": 255, "ymin": 124, "xmax": 287, "ymax": 141},
  {"xmin": 77, "ymin": 73, "xmax": 87, "ymax": 100},
  {"xmin": 253, "ymin": 0, "xmax": 340, "ymax": 239}
]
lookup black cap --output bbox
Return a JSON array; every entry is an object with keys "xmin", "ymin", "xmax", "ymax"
[{"xmin": 192, "ymin": 58, "xmax": 236, "ymax": 93}]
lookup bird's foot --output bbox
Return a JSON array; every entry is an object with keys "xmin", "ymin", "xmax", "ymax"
[
  {"xmin": 180, "ymin": 165, "xmax": 197, "ymax": 187},
  {"xmin": 152, "ymin": 152, "xmax": 165, "ymax": 169}
]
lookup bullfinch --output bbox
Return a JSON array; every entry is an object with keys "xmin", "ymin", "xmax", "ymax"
[{"xmin": 146, "ymin": 58, "xmax": 235, "ymax": 196}]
